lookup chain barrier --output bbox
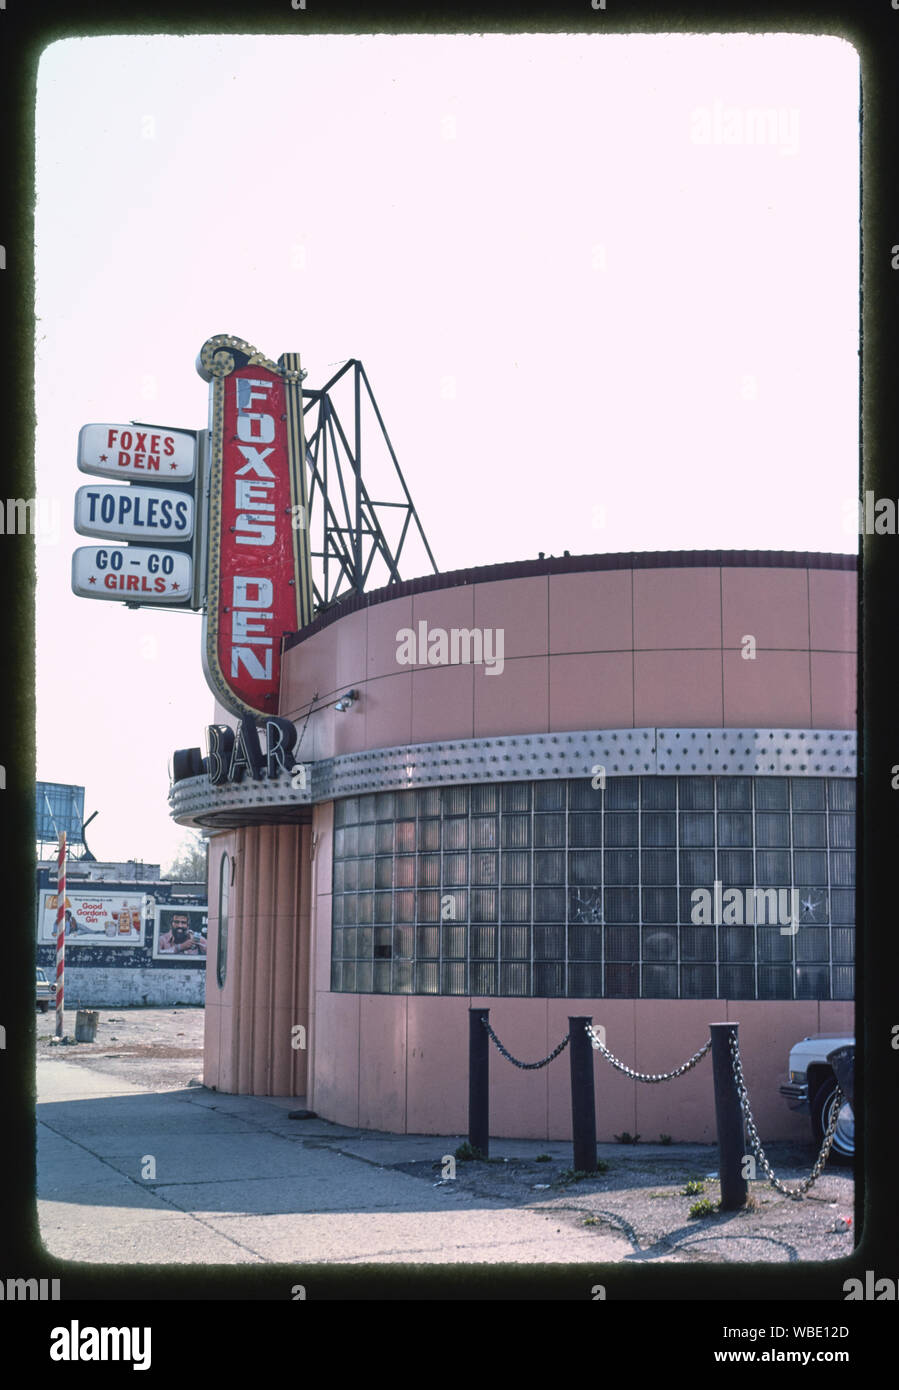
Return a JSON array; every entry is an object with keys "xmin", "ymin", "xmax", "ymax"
[
  {"xmin": 482, "ymin": 1018, "xmax": 842, "ymax": 1197},
  {"xmin": 585, "ymin": 1023, "xmax": 712, "ymax": 1082},
  {"xmin": 728, "ymin": 1031, "xmax": 842, "ymax": 1198},
  {"xmin": 481, "ymin": 1016, "xmax": 570, "ymax": 1069}
]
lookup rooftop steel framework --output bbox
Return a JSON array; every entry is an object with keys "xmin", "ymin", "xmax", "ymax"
[{"xmin": 301, "ymin": 359, "xmax": 438, "ymax": 615}]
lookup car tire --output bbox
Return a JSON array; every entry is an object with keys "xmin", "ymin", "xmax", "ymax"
[
  {"xmin": 38, "ymin": 1002, "xmax": 49, "ymax": 1013},
  {"xmin": 811, "ymin": 1075, "xmax": 854, "ymax": 1165}
]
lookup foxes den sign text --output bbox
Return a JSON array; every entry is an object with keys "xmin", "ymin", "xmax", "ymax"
[
  {"xmin": 78, "ymin": 423, "xmax": 196, "ymax": 481},
  {"xmin": 197, "ymin": 335, "xmax": 313, "ymax": 718}
]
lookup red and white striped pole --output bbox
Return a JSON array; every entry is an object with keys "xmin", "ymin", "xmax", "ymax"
[{"xmin": 54, "ymin": 831, "xmax": 66, "ymax": 1039}]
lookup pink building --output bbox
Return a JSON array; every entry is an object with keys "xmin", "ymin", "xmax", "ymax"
[{"xmin": 169, "ymin": 549, "xmax": 855, "ymax": 1144}]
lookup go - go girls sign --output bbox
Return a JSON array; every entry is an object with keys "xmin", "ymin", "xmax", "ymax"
[
  {"xmin": 197, "ymin": 335, "xmax": 314, "ymax": 718},
  {"xmin": 72, "ymin": 545, "xmax": 192, "ymax": 602}
]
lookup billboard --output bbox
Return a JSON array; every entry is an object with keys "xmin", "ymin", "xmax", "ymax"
[
  {"xmin": 38, "ymin": 890, "xmax": 146, "ymax": 945},
  {"xmin": 36, "ymin": 783, "xmax": 85, "ymax": 845},
  {"xmin": 153, "ymin": 905, "xmax": 208, "ymax": 960}
]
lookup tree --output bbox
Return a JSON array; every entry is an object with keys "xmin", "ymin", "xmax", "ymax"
[{"xmin": 165, "ymin": 833, "xmax": 208, "ymax": 883}]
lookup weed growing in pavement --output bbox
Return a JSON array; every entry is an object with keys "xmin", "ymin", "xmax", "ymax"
[
  {"xmin": 557, "ymin": 1163, "xmax": 610, "ymax": 1185},
  {"xmin": 659, "ymin": 1134, "xmax": 673, "ymax": 1145},
  {"xmin": 688, "ymin": 1199, "xmax": 718, "ymax": 1218},
  {"xmin": 614, "ymin": 1132, "xmax": 641, "ymax": 1144},
  {"xmin": 535, "ymin": 1154, "xmax": 552, "ymax": 1163},
  {"xmin": 453, "ymin": 1141, "xmax": 485, "ymax": 1161},
  {"xmin": 682, "ymin": 1179, "xmax": 705, "ymax": 1196}
]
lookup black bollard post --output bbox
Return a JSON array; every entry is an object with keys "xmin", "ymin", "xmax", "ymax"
[
  {"xmin": 468, "ymin": 1008, "xmax": 489, "ymax": 1158},
  {"xmin": 710, "ymin": 1022, "xmax": 747, "ymax": 1210},
  {"xmin": 569, "ymin": 1017, "xmax": 597, "ymax": 1173},
  {"xmin": 826, "ymin": 1044, "xmax": 854, "ymax": 1109}
]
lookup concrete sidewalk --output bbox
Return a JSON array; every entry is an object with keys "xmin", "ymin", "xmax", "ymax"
[{"xmin": 37, "ymin": 1059, "xmax": 647, "ymax": 1266}]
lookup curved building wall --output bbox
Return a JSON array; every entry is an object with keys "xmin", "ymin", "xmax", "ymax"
[
  {"xmin": 203, "ymin": 824, "xmax": 311, "ymax": 1096},
  {"xmin": 279, "ymin": 561, "xmax": 855, "ymax": 751},
  {"xmin": 196, "ymin": 556, "xmax": 856, "ymax": 1141}
]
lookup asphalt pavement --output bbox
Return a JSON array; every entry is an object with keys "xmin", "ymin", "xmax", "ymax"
[{"xmin": 36, "ymin": 1045, "xmax": 855, "ymax": 1268}]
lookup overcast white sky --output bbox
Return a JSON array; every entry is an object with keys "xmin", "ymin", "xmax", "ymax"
[{"xmin": 33, "ymin": 32, "xmax": 860, "ymax": 868}]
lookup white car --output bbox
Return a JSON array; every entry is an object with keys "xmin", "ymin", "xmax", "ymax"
[
  {"xmin": 779, "ymin": 1032, "xmax": 854, "ymax": 1163},
  {"xmin": 36, "ymin": 968, "xmax": 56, "ymax": 1013}
]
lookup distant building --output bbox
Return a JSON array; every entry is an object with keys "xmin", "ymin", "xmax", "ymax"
[
  {"xmin": 35, "ymin": 858, "xmax": 207, "ymax": 1007},
  {"xmin": 41, "ymin": 858, "xmax": 163, "ymax": 883}
]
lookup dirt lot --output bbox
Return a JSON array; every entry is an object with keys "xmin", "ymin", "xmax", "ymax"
[
  {"xmin": 35, "ymin": 1005, "xmax": 856, "ymax": 1263},
  {"xmin": 36, "ymin": 1004, "xmax": 205, "ymax": 1092}
]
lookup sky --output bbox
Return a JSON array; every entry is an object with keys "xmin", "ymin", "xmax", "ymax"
[{"xmin": 33, "ymin": 31, "xmax": 860, "ymax": 868}]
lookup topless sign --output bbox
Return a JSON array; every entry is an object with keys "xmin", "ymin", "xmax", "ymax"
[{"xmin": 197, "ymin": 335, "xmax": 314, "ymax": 718}]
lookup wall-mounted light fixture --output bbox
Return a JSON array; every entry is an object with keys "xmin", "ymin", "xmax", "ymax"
[{"xmin": 334, "ymin": 690, "xmax": 358, "ymax": 713}]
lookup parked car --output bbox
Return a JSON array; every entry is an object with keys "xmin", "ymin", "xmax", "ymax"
[
  {"xmin": 779, "ymin": 1032, "xmax": 854, "ymax": 1163},
  {"xmin": 36, "ymin": 968, "xmax": 56, "ymax": 1013}
]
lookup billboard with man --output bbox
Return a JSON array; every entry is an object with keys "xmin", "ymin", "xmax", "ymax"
[{"xmin": 153, "ymin": 906, "xmax": 208, "ymax": 960}]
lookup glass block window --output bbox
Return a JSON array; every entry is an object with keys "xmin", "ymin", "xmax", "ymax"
[
  {"xmin": 718, "ymin": 813, "xmax": 752, "ymax": 847},
  {"xmin": 717, "ymin": 850, "xmax": 753, "ymax": 885},
  {"xmin": 792, "ymin": 778, "xmax": 825, "ymax": 811},
  {"xmin": 680, "ymin": 812, "xmax": 715, "ymax": 846},
  {"xmin": 535, "ymin": 814, "xmax": 565, "ymax": 848},
  {"xmin": 330, "ymin": 775, "xmax": 855, "ymax": 1000},
  {"xmin": 679, "ymin": 850, "xmax": 715, "ymax": 885},
  {"xmin": 679, "ymin": 777, "xmax": 714, "ymax": 809},
  {"xmin": 642, "ymin": 812, "xmax": 677, "ymax": 846},
  {"xmin": 755, "ymin": 778, "xmax": 789, "ymax": 810},
  {"xmin": 756, "ymin": 813, "xmax": 790, "ymax": 847}
]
